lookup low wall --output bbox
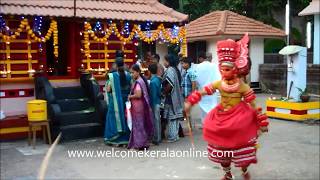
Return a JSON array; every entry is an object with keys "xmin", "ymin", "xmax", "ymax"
[
  {"xmin": 264, "ymin": 52, "xmax": 314, "ymax": 64},
  {"xmin": 259, "ymin": 64, "xmax": 320, "ymax": 95}
]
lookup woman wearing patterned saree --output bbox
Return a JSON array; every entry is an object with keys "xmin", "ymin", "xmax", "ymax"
[
  {"xmin": 162, "ymin": 54, "xmax": 184, "ymax": 142},
  {"xmin": 104, "ymin": 58, "xmax": 131, "ymax": 145},
  {"xmin": 127, "ymin": 64, "xmax": 154, "ymax": 150}
]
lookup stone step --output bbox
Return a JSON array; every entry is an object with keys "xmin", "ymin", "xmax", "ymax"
[
  {"xmin": 252, "ymin": 87, "xmax": 263, "ymax": 94},
  {"xmin": 59, "ymin": 123, "xmax": 103, "ymax": 142},
  {"xmin": 55, "ymin": 107, "xmax": 97, "ymax": 127},
  {"xmin": 56, "ymin": 98, "xmax": 90, "ymax": 112},
  {"xmin": 250, "ymin": 82, "xmax": 262, "ymax": 93}
]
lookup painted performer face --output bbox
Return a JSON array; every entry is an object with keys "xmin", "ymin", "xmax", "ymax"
[{"xmin": 220, "ymin": 65, "xmax": 237, "ymax": 80}]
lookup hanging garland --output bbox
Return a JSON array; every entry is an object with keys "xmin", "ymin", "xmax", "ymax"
[
  {"xmin": 83, "ymin": 22, "xmax": 187, "ymax": 58},
  {"xmin": 0, "ymin": 18, "xmax": 59, "ymax": 58}
]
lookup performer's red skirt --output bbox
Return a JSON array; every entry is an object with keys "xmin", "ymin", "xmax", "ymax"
[
  {"xmin": 207, "ymin": 143, "xmax": 257, "ymax": 167},
  {"xmin": 203, "ymin": 101, "xmax": 259, "ymax": 166}
]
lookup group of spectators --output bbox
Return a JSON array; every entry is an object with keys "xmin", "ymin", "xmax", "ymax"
[{"xmin": 103, "ymin": 50, "xmax": 220, "ymax": 151}]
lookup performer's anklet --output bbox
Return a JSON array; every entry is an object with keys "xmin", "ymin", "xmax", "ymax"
[
  {"xmin": 221, "ymin": 167, "xmax": 233, "ymax": 180},
  {"xmin": 241, "ymin": 169, "xmax": 251, "ymax": 180},
  {"xmin": 221, "ymin": 173, "xmax": 234, "ymax": 180},
  {"xmin": 222, "ymin": 166, "xmax": 231, "ymax": 172}
]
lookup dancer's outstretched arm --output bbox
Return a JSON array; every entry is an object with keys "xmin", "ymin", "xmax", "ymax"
[{"xmin": 184, "ymin": 83, "xmax": 217, "ymax": 116}]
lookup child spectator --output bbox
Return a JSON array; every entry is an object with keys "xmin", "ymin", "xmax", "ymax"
[
  {"xmin": 148, "ymin": 63, "xmax": 162, "ymax": 145},
  {"xmin": 181, "ymin": 57, "xmax": 197, "ymax": 98},
  {"xmin": 181, "ymin": 57, "xmax": 197, "ymax": 130}
]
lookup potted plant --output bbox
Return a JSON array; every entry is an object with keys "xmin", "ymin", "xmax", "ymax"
[{"xmin": 297, "ymin": 87, "xmax": 310, "ymax": 102}]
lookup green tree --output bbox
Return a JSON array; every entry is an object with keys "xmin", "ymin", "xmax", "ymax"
[
  {"xmin": 161, "ymin": 0, "xmax": 311, "ymax": 49},
  {"xmin": 182, "ymin": 0, "xmax": 215, "ymax": 20},
  {"xmin": 161, "ymin": 0, "xmax": 310, "ymax": 27},
  {"xmin": 160, "ymin": 0, "xmax": 180, "ymax": 11}
]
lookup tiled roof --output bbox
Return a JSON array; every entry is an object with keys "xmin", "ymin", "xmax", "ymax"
[
  {"xmin": 299, "ymin": 0, "xmax": 320, "ymax": 16},
  {"xmin": 0, "ymin": 0, "xmax": 188, "ymax": 23},
  {"xmin": 186, "ymin": 10, "xmax": 286, "ymax": 41}
]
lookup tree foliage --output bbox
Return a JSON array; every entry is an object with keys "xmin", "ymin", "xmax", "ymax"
[
  {"xmin": 161, "ymin": 0, "xmax": 311, "ymax": 46},
  {"xmin": 161, "ymin": 0, "xmax": 311, "ymax": 27},
  {"xmin": 183, "ymin": 0, "xmax": 218, "ymax": 21}
]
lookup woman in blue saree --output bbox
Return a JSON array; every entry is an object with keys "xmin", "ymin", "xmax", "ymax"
[{"xmin": 104, "ymin": 57, "xmax": 131, "ymax": 145}]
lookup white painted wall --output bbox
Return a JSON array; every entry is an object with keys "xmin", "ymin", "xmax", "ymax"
[
  {"xmin": 206, "ymin": 39, "xmax": 218, "ymax": 64},
  {"xmin": 249, "ymin": 38, "xmax": 264, "ymax": 82},
  {"xmin": 314, "ymin": 14, "xmax": 319, "ymax": 64},
  {"xmin": 0, "ymin": 80, "xmax": 81, "ymax": 116},
  {"xmin": 155, "ymin": 43, "xmax": 168, "ymax": 66},
  {"xmin": 204, "ymin": 36, "xmax": 264, "ymax": 82}
]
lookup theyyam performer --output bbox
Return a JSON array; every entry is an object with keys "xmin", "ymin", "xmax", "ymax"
[{"xmin": 184, "ymin": 33, "xmax": 269, "ymax": 180}]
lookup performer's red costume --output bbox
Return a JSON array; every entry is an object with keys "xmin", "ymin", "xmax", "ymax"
[{"xmin": 185, "ymin": 34, "xmax": 269, "ymax": 180}]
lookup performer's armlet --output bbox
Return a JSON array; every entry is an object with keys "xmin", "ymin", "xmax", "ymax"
[
  {"xmin": 243, "ymin": 88, "xmax": 256, "ymax": 104},
  {"xmin": 204, "ymin": 85, "xmax": 215, "ymax": 95},
  {"xmin": 204, "ymin": 80, "xmax": 219, "ymax": 95},
  {"xmin": 212, "ymin": 80, "xmax": 220, "ymax": 89}
]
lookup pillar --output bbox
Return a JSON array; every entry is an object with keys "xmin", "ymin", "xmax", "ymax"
[{"xmin": 314, "ymin": 14, "xmax": 319, "ymax": 64}]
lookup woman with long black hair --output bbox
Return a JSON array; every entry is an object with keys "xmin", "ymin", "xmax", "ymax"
[
  {"xmin": 162, "ymin": 54, "xmax": 184, "ymax": 142},
  {"xmin": 127, "ymin": 64, "xmax": 154, "ymax": 150},
  {"xmin": 104, "ymin": 55, "xmax": 131, "ymax": 146}
]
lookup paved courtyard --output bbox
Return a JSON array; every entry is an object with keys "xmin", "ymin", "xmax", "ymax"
[{"xmin": 1, "ymin": 94, "xmax": 319, "ymax": 180}]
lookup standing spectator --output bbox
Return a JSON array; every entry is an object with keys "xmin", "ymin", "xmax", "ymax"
[
  {"xmin": 194, "ymin": 52, "xmax": 221, "ymax": 127},
  {"xmin": 148, "ymin": 63, "xmax": 162, "ymax": 145},
  {"xmin": 127, "ymin": 64, "xmax": 154, "ymax": 150},
  {"xmin": 141, "ymin": 51, "xmax": 153, "ymax": 79},
  {"xmin": 104, "ymin": 57, "xmax": 131, "ymax": 146},
  {"xmin": 152, "ymin": 53, "xmax": 165, "ymax": 77},
  {"xmin": 206, "ymin": 52, "xmax": 213, "ymax": 62},
  {"xmin": 197, "ymin": 51, "xmax": 206, "ymax": 63},
  {"xmin": 110, "ymin": 50, "xmax": 127, "ymax": 72},
  {"xmin": 162, "ymin": 54, "xmax": 184, "ymax": 142},
  {"xmin": 181, "ymin": 57, "xmax": 197, "ymax": 130},
  {"xmin": 145, "ymin": 51, "xmax": 153, "ymax": 63},
  {"xmin": 181, "ymin": 57, "xmax": 197, "ymax": 98},
  {"xmin": 177, "ymin": 53, "xmax": 186, "ymax": 80}
]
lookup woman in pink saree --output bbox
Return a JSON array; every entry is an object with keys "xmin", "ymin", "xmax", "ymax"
[{"xmin": 127, "ymin": 64, "xmax": 154, "ymax": 150}]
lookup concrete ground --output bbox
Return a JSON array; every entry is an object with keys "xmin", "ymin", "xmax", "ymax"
[{"xmin": 1, "ymin": 94, "xmax": 319, "ymax": 180}]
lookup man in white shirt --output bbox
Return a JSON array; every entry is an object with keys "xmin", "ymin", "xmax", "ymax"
[{"xmin": 195, "ymin": 52, "xmax": 221, "ymax": 127}]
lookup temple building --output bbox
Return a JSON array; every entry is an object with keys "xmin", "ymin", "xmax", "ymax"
[{"xmin": 0, "ymin": 0, "xmax": 188, "ymax": 140}]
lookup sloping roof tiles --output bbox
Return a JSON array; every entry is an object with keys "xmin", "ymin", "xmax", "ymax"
[
  {"xmin": 299, "ymin": 0, "xmax": 320, "ymax": 16},
  {"xmin": 186, "ymin": 10, "xmax": 286, "ymax": 41},
  {"xmin": 0, "ymin": 0, "xmax": 188, "ymax": 23}
]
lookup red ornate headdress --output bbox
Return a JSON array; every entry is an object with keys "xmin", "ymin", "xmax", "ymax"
[{"xmin": 216, "ymin": 33, "xmax": 250, "ymax": 76}]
